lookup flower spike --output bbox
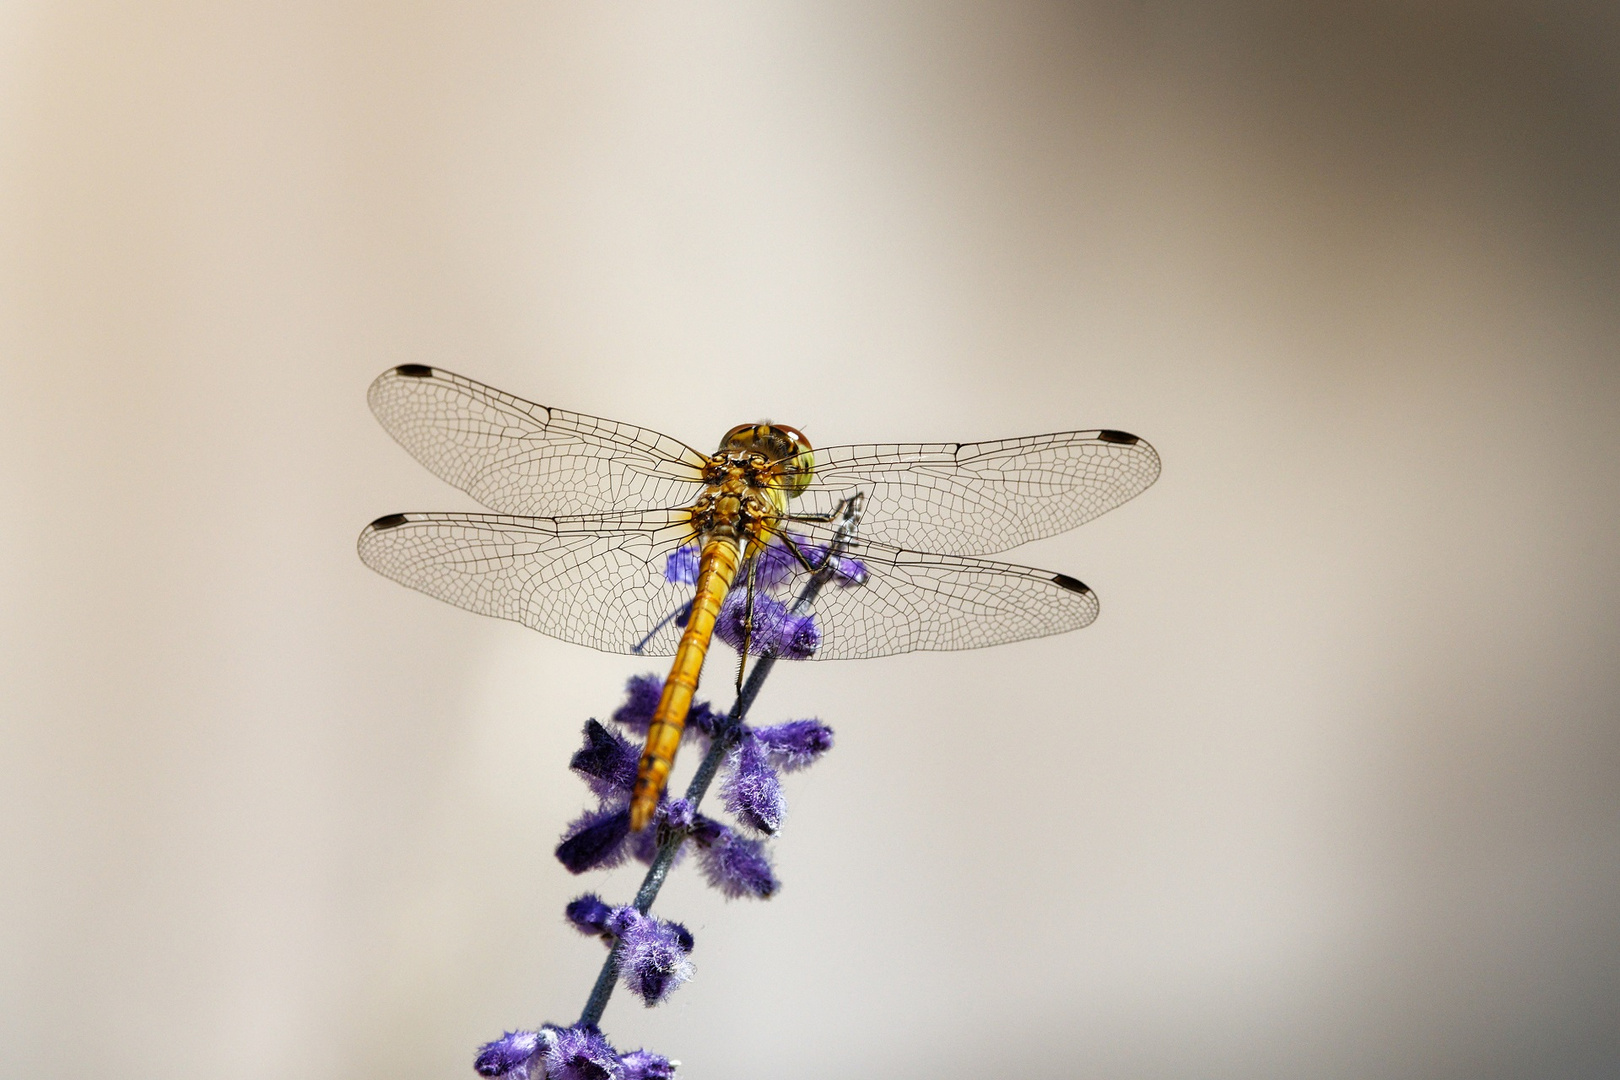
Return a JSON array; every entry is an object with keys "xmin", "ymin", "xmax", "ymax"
[{"xmin": 496, "ymin": 667, "xmax": 835, "ymax": 1076}]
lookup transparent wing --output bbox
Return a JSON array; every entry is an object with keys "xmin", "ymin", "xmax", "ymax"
[
  {"xmin": 698, "ymin": 530, "xmax": 1099, "ymax": 661},
  {"xmin": 356, "ymin": 509, "xmax": 698, "ymax": 655},
  {"xmin": 367, "ymin": 365, "xmax": 710, "ymax": 516},
  {"xmin": 788, "ymin": 431, "xmax": 1161, "ymax": 556}
]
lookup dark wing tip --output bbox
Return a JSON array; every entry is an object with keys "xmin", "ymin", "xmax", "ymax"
[
  {"xmin": 369, "ymin": 513, "xmax": 409, "ymax": 530},
  {"xmin": 1096, "ymin": 429, "xmax": 1140, "ymax": 445},
  {"xmin": 393, "ymin": 364, "xmax": 434, "ymax": 378},
  {"xmin": 1052, "ymin": 572, "xmax": 1091, "ymax": 595}
]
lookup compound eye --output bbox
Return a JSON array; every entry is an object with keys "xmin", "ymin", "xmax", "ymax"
[
  {"xmin": 717, "ymin": 424, "xmax": 760, "ymax": 455},
  {"xmin": 774, "ymin": 424, "xmax": 812, "ymax": 453},
  {"xmin": 768, "ymin": 424, "xmax": 815, "ymax": 498}
]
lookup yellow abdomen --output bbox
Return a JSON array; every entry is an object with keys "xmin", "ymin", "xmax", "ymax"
[{"xmin": 630, "ymin": 535, "xmax": 744, "ymax": 830}]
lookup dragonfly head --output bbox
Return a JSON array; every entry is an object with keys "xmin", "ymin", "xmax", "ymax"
[{"xmin": 718, "ymin": 422, "xmax": 816, "ymax": 499}]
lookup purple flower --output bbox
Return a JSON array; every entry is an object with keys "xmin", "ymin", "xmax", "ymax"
[
  {"xmin": 570, "ymin": 720, "xmax": 638, "ymax": 798},
  {"xmin": 688, "ymin": 812, "xmax": 727, "ymax": 846},
  {"xmin": 543, "ymin": 1025, "xmax": 622, "ymax": 1080},
  {"xmin": 661, "ymin": 797, "xmax": 695, "ymax": 831},
  {"xmin": 721, "ymin": 734, "xmax": 785, "ymax": 835},
  {"xmin": 610, "ymin": 675, "xmax": 663, "ymax": 736},
  {"xmin": 695, "ymin": 823, "xmax": 780, "ymax": 899},
  {"xmin": 791, "ymin": 539, "xmax": 867, "ymax": 587},
  {"xmin": 618, "ymin": 1049, "xmax": 676, "ymax": 1080},
  {"xmin": 752, "ymin": 536, "xmax": 799, "ymax": 588},
  {"xmin": 565, "ymin": 893, "xmax": 616, "ymax": 938},
  {"xmin": 753, "ymin": 718, "xmax": 834, "ymax": 771},
  {"xmin": 664, "ymin": 546, "xmax": 700, "ymax": 584},
  {"xmin": 477, "ymin": 1026, "xmax": 673, "ymax": 1080},
  {"xmin": 751, "ymin": 533, "xmax": 866, "ymax": 589},
  {"xmin": 569, "ymin": 899, "xmax": 699, "ymax": 1005},
  {"xmin": 827, "ymin": 553, "xmax": 868, "ymax": 586},
  {"xmin": 475, "ymin": 1029, "xmax": 548, "ymax": 1079},
  {"xmin": 628, "ymin": 823, "xmax": 660, "ymax": 865},
  {"xmin": 556, "ymin": 803, "xmax": 632, "ymax": 874},
  {"xmin": 715, "ymin": 593, "xmax": 820, "ymax": 659},
  {"xmin": 541, "ymin": 674, "xmax": 839, "ymax": 1078},
  {"xmin": 685, "ymin": 695, "xmax": 724, "ymax": 738},
  {"xmin": 611, "ymin": 674, "xmax": 721, "ymax": 740},
  {"xmin": 633, "ymin": 799, "xmax": 704, "ymax": 865},
  {"xmin": 608, "ymin": 908, "xmax": 696, "ymax": 1005}
]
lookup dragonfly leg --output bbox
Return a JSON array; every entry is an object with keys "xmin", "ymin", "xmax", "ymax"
[
  {"xmin": 781, "ymin": 493, "xmax": 867, "ymax": 530},
  {"xmin": 773, "ymin": 496, "xmax": 864, "ymax": 573},
  {"xmin": 770, "ymin": 529, "xmax": 825, "ymax": 573},
  {"xmin": 734, "ymin": 557, "xmax": 759, "ymax": 691}
]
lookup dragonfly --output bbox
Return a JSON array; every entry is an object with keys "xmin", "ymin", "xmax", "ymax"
[{"xmin": 357, "ymin": 365, "xmax": 1159, "ymax": 830}]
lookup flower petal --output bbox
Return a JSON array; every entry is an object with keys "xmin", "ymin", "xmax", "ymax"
[{"xmin": 555, "ymin": 804, "xmax": 632, "ymax": 874}]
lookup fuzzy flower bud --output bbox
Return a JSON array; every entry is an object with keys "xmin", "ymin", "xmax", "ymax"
[
  {"xmin": 543, "ymin": 1025, "xmax": 622, "ymax": 1080},
  {"xmin": 694, "ymin": 821, "xmax": 779, "ymax": 899},
  {"xmin": 605, "ymin": 908, "xmax": 696, "ymax": 1005},
  {"xmin": 618, "ymin": 1049, "xmax": 677, "ymax": 1080},
  {"xmin": 715, "ymin": 593, "xmax": 819, "ymax": 659},
  {"xmin": 610, "ymin": 675, "xmax": 663, "ymax": 736},
  {"xmin": 663, "ymin": 546, "xmax": 700, "ymax": 585},
  {"xmin": 720, "ymin": 734, "xmax": 785, "ymax": 834},
  {"xmin": 570, "ymin": 720, "xmax": 638, "ymax": 798},
  {"xmin": 612, "ymin": 674, "xmax": 720, "ymax": 739},
  {"xmin": 661, "ymin": 797, "xmax": 695, "ymax": 831},
  {"xmin": 752, "ymin": 718, "xmax": 834, "ymax": 771},
  {"xmin": 555, "ymin": 804, "xmax": 632, "ymax": 874},
  {"xmin": 475, "ymin": 1029, "xmax": 550, "ymax": 1080},
  {"xmin": 565, "ymin": 893, "xmax": 616, "ymax": 938}
]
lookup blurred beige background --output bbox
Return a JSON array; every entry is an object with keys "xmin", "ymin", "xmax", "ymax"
[{"xmin": 3, "ymin": 3, "xmax": 1618, "ymax": 1078}]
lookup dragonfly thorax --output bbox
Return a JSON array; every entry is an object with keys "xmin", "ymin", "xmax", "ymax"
[{"xmin": 687, "ymin": 468, "xmax": 781, "ymax": 541}]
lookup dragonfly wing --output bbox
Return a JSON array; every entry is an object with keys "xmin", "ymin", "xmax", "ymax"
[
  {"xmin": 368, "ymin": 366, "xmax": 710, "ymax": 516},
  {"xmin": 752, "ymin": 531, "xmax": 1099, "ymax": 659},
  {"xmin": 792, "ymin": 431, "xmax": 1160, "ymax": 555},
  {"xmin": 357, "ymin": 509, "xmax": 697, "ymax": 655}
]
